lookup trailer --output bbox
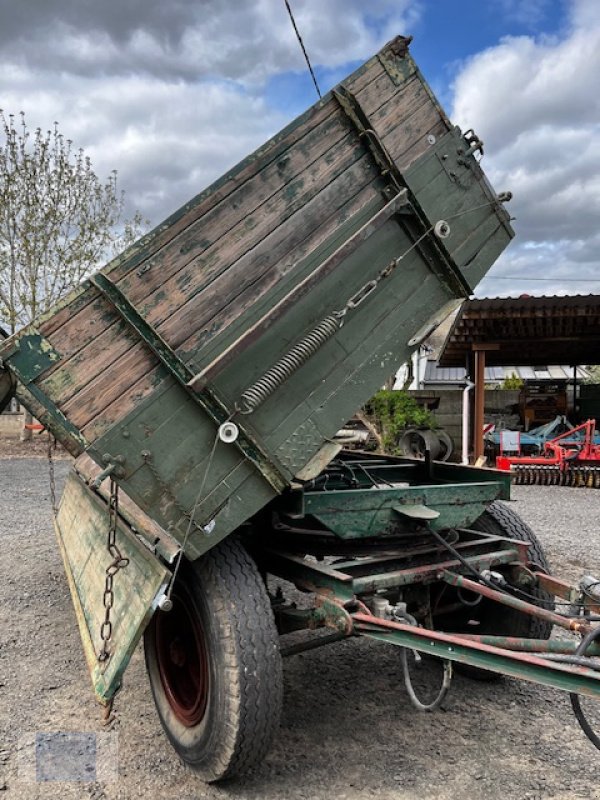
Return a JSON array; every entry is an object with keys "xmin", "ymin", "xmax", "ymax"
[{"xmin": 2, "ymin": 35, "xmax": 600, "ymax": 783}]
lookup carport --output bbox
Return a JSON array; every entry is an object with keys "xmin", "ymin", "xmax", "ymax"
[{"xmin": 439, "ymin": 295, "xmax": 600, "ymax": 462}]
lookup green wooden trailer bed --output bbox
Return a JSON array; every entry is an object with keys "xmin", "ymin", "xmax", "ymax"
[{"xmin": 2, "ymin": 36, "xmax": 600, "ymax": 782}]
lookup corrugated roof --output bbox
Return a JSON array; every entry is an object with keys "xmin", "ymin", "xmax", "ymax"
[
  {"xmin": 439, "ymin": 295, "xmax": 600, "ymax": 367},
  {"xmin": 423, "ymin": 362, "xmax": 589, "ymax": 385}
]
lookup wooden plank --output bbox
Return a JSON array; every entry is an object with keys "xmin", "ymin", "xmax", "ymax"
[
  {"xmin": 37, "ymin": 60, "xmax": 424, "ymax": 395},
  {"xmin": 178, "ymin": 182, "xmax": 382, "ymax": 365},
  {"xmin": 39, "ymin": 319, "xmax": 136, "ymax": 404},
  {"xmin": 364, "ymin": 75, "xmax": 428, "ymax": 140},
  {"xmin": 63, "ymin": 170, "xmax": 379, "ymax": 436},
  {"xmin": 355, "ymin": 66, "xmax": 407, "ymax": 115},
  {"xmin": 116, "ymin": 111, "xmax": 355, "ymax": 305},
  {"xmin": 134, "ymin": 128, "xmax": 364, "ymax": 331},
  {"xmin": 40, "ymin": 104, "xmax": 359, "ymax": 371},
  {"xmin": 55, "ymin": 471, "xmax": 170, "ymax": 702},
  {"xmin": 343, "ymin": 55, "xmax": 385, "ymax": 95},
  {"xmin": 163, "ymin": 158, "xmax": 381, "ymax": 354},
  {"xmin": 102, "ymin": 55, "xmax": 383, "ymax": 289},
  {"xmin": 61, "ymin": 344, "xmax": 159, "ymax": 429},
  {"xmin": 80, "ymin": 367, "xmax": 166, "ymax": 442},
  {"xmin": 382, "ymin": 102, "xmax": 449, "ymax": 168}
]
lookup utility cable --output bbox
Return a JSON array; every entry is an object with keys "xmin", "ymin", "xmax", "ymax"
[{"xmin": 284, "ymin": 0, "xmax": 322, "ymax": 99}]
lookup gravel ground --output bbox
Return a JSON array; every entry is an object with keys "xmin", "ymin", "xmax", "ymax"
[{"xmin": 2, "ymin": 453, "xmax": 600, "ymax": 799}]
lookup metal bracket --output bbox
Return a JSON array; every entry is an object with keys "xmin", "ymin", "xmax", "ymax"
[
  {"xmin": 332, "ymin": 86, "xmax": 472, "ymax": 299},
  {"xmin": 90, "ymin": 273, "xmax": 288, "ymax": 493}
]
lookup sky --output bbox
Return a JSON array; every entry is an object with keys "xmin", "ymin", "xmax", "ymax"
[{"xmin": 0, "ymin": 0, "xmax": 598, "ymax": 298}]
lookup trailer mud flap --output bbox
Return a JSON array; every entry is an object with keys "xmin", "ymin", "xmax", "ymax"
[{"xmin": 55, "ymin": 471, "xmax": 171, "ymax": 703}]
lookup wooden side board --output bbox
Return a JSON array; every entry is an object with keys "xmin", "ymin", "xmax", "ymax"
[{"xmin": 33, "ymin": 38, "xmax": 453, "ymax": 443}]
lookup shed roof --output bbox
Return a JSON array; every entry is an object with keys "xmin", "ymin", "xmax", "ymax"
[
  {"xmin": 423, "ymin": 362, "xmax": 588, "ymax": 385},
  {"xmin": 439, "ymin": 295, "xmax": 600, "ymax": 367}
]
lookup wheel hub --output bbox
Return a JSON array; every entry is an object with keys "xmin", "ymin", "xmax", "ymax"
[{"xmin": 154, "ymin": 589, "xmax": 209, "ymax": 727}]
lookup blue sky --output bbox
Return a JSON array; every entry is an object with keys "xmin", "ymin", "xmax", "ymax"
[
  {"xmin": 0, "ymin": 0, "xmax": 597, "ymax": 298},
  {"xmin": 266, "ymin": 0, "xmax": 568, "ymax": 116}
]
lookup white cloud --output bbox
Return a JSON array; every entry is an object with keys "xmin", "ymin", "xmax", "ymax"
[
  {"xmin": 452, "ymin": 0, "xmax": 600, "ymax": 296},
  {"xmin": 0, "ymin": 0, "xmax": 419, "ymax": 222}
]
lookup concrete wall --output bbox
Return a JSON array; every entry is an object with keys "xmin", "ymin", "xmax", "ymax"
[
  {"xmin": 411, "ymin": 389, "xmax": 520, "ymax": 460},
  {"xmin": 0, "ymin": 412, "xmax": 23, "ymax": 438}
]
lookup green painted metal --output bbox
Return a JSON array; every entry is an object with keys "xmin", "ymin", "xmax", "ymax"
[
  {"xmin": 441, "ymin": 570, "xmax": 586, "ymax": 634},
  {"xmin": 333, "ymin": 86, "xmax": 472, "ymax": 298},
  {"xmin": 14, "ymin": 381, "xmax": 88, "ymax": 455},
  {"xmin": 350, "ymin": 548, "xmax": 519, "ymax": 593},
  {"xmin": 303, "ymin": 481, "xmax": 504, "ymax": 539},
  {"xmin": 353, "ymin": 614, "xmax": 600, "ymax": 699},
  {"xmin": 3, "ymin": 330, "xmax": 61, "ymax": 384},
  {"xmin": 90, "ymin": 272, "xmax": 287, "ymax": 494},
  {"xmin": 454, "ymin": 635, "xmax": 600, "ymax": 656},
  {"xmin": 264, "ymin": 542, "xmax": 519, "ymax": 597}
]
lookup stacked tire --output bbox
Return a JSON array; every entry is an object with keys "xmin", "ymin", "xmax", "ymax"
[{"xmin": 399, "ymin": 428, "xmax": 454, "ymax": 461}]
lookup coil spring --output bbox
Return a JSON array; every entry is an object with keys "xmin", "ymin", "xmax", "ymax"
[{"xmin": 238, "ymin": 314, "xmax": 342, "ymax": 414}]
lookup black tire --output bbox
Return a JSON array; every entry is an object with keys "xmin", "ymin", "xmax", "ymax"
[
  {"xmin": 436, "ymin": 430, "xmax": 454, "ymax": 462},
  {"xmin": 144, "ymin": 537, "xmax": 283, "ymax": 782},
  {"xmin": 441, "ymin": 501, "xmax": 553, "ymax": 681},
  {"xmin": 400, "ymin": 429, "xmax": 442, "ymax": 460}
]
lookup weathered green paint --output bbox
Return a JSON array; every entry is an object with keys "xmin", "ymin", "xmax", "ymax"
[
  {"xmin": 55, "ymin": 471, "xmax": 170, "ymax": 703},
  {"xmin": 354, "ymin": 615, "xmax": 600, "ymax": 699},
  {"xmin": 265, "ymin": 541, "xmax": 518, "ymax": 597},
  {"xmin": 303, "ymin": 481, "xmax": 504, "ymax": 539},
  {"xmin": 90, "ymin": 272, "xmax": 287, "ymax": 494},
  {"xmin": 4, "ymin": 331, "xmax": 61, "ymax": 384},
  {"xmin": 14, "ymin": 381, "xmax": 88, "ymax": 455},
  {"xmin": 91, "ymin": 377, "xmax": 278, "ymax": 560}
]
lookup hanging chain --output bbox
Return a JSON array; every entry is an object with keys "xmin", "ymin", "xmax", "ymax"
[
  {"xmin": 98, "ymin": 477, "xmax": 129, "ymax": 663},
  {"xmin": 47, "ymin": 435, "xmax": 58, "ymax": 519}
]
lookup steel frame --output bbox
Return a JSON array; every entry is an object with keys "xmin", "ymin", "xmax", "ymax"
[{"xmin": 263, "ymin": 532, "xmax": 600, "ymax": 700}]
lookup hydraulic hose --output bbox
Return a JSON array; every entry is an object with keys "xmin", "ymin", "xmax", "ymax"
[{"xmin": 569, "ymin": 627, "xmax": 600, "ymax": 750}]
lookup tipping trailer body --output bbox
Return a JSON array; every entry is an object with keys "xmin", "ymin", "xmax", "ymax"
[
  {"xmin": 0, "ymin": 36, "xmax": 512, "ymax": 559},
  {"xmin": 0, "ymin": 34, "xmax": 514, "ymax": 699},
  {"xmin": 9, "ymin": 39, "xmax": 598, "ymax": 782}
]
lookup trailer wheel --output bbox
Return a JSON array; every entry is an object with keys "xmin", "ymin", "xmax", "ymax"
[
  {"xmin": 144, "ymin": 537, "xmax": 283, "ymax": 782},
  {"xmin": 442, "ymin": 500, "xmax": 553, "ymax": 680}
]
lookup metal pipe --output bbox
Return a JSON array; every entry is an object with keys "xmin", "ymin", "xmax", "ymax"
[
  {"xmin": 280, "ymin": 632, "xmax": 346, "ymax": 658},
  {"xmin": 462, "ymin": 378, "xmax": 474, "ymax": 465},
  {"xmin": 352, "ymin": 612, "xmax": 600, "ymax": 698},
  {"xmin": 441, "ymin": 571, "xmax": 591, "ymax": 634},
  {"xmin": 453, "ymin": 634, "xmax": 600, "ymax": 656}
]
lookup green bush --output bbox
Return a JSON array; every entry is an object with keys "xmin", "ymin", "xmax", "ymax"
[
  {"xmin": 364, "ymin": 390, "xmax": 437, "ymax": 453},
  {"xmin": 502, "ymin": 372, "xmax": 524, "ymax": 390}
]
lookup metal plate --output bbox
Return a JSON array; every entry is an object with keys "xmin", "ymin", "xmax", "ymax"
[{"xmin": 55, "ymin": 471, "xmax": 171, "ymax": 703}]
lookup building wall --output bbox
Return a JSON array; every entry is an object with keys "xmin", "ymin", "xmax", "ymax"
[{"xmin": 411, "ymin": 389, "xmax": 520, "ymax": 460}]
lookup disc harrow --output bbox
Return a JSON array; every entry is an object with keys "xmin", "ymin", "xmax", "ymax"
[
  {"xmin": 497, "ymin": 419, "xmax": 600, "ymax": 488},
  {"xmin": 512, "ymin": 465, "xmax": 600, "ymax": 487}
]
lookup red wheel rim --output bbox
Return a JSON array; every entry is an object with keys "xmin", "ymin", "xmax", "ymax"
[{"xmin": 154, "ymin": 588, "xmax": 209, "ymax": 727}]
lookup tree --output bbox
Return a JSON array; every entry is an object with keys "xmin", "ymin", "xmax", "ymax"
[
  {"xmin": 0, "ymin": 109, "xmax": 145, "ymax": 334},
  {"xmin": 0, "ymin": 110, "xmax": 147, "ymax": 438},
  {"xmin": 585, "ymin": 366, "xmax": 600, "ymax": 384}
]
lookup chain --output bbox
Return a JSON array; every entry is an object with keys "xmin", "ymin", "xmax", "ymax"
[
  {"xmin": 98, "ymin": 477, "xmax": 130, "ymax": 663},
  {"xmin": 47, "ymin": 435, "xmax": 57, "ymax": 519}
]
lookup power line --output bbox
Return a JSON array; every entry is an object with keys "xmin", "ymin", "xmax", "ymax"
[
  {"xmin": 482, "ymin": 276, "xmax": 600, "ymax": 282},
  {"xmin": 284, "ymin": 0, "xmax": 322, "ymax": 99}
]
